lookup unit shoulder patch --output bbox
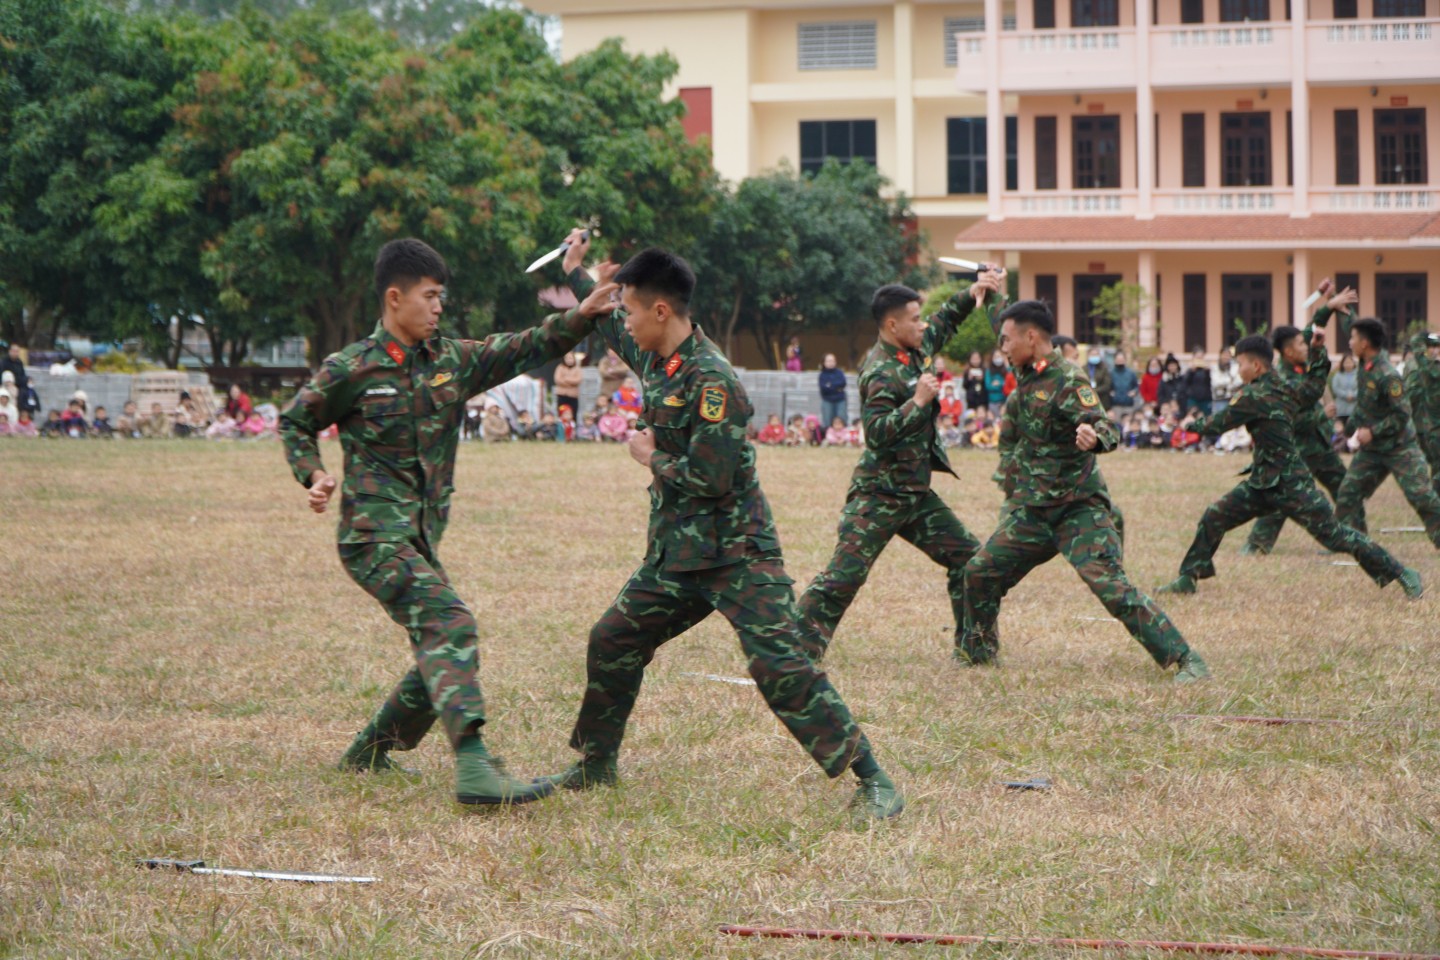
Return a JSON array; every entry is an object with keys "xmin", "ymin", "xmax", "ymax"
[
  {"xmin": 1076, "ymin": 385, "xmax": 1100, "ymax": 408},
  {"xmin": 699, "ymin": 385, "xmax": 727, "ymax": 422},
  {"xmin": 1389, "ymin": 379, "xmax": 1404, "ymax": 398}
]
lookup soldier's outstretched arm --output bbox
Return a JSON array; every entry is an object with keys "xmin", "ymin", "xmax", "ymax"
[
  {"xmin": 649, "ymin": 375, "xmax": 746, "ymax": 499},
  {"xmin": 1312, "ymin": 286, "xmax": 1358, "ymax": 340},
  {"xmin": 279, "ymin": 353, "xmax": 356, "ymax": 488},
  {"xmin": 563, "ymin": 231, "xmax": 643, "ymax": 372},
  {"xmin": 1190, "ymin": 388, "xmax": 1255, "ymax": 438},
  {"xmin": 922, "ymin": 267, "xmax": 1003, "ymax": 354},
  {"xmin": 459, "ymin": 306, "xmax": 598, "ymax": 399},
  {"xmin": 1295, "ymin": 328, "xmax": 1333, "ymax": 408}
]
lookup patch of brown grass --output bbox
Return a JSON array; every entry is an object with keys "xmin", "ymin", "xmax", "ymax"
[{"xmin": 2, "ymin": 441, "xmax": 1437, "ymax": 958}]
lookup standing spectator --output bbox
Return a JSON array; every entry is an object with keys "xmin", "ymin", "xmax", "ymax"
[
  {"xmin": 817, "ymin": 353, "xmax": 847, "ymax": 430},
  {"xmin": 91, "ymin": 406, "xmax": 115, "ymax": 437},
  {"xmin": 482, "ymin": 403, "xmax": 512, "ymax": 442},
  {"xmin": 962, "ymin": 351, "xmax": 988, "ymax": 413},
  {"xmin": 1139, "ymin": 357, "xmax": 1163, "ymax": 409},
  {"xmin": 224, "ymin": 383, "xmax": 253, "ymax": 421},
  {"xmin": 597, "ymin": 348, "xmax": 629, "ymax": 400},
  {"xmin": 984, "ymin": 350, "xmax": 1009, "ymax": 409},
  {"xmin": 1086, "ymin": 350, "xmax": 1114, "ymax": 410},
  {"xmin": 1330, "ymin": 353, "xmax": 1358, "ymax": 428},
  {"xmin": 938, "ymin": 381, "xmax": 963, "ymax": 422},
  {"xmin": 1110, "ymin": 351, "xmax": 1139, "ymax": 417},
  {"xmin": 756, "ymin": 413, "xmax": 786, "ymax": 445},
  {"xmin": 553, "ymin": 351, "xmax": 583, "ymax": 421},
  {"xmin": 1157, "ymin": 355, "xmax": 1185, "ymax": 410},
  {"xmin": 784, "ymin": 335, "xmax": 803, "ymax": 372},
  {"xmin": 16, "ymin": 378, "xmax": 41, "ymax": 420},
  {"xmin": 1181, "ymin": 347, "xmax": 1212, "ymax": 414},
  {"xmin": 1, "ymin": 344, "xmax": 27, "ymax": 392},
  {"xmin": 933, "ymin": 356, "xmax": 954, "ymax": 383},
  {"xmin": 1209, "ymin": 348, "xmax": 1242, "ymax": 413}
]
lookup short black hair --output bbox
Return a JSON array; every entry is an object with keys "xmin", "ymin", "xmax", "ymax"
[
  {"xmin": 1351, "ymin": 317, "xmax": 1386, "ymax": 350},
  {"xmin": 871, "ymin": 284, "xmax": 922, "ymax": 325},
  {"xmin": 374, "ymin": 238, "xmax": 450, "ymax": 303},
  {"xmin": 1234, "ymin": 335, "xmax": 1274, "ymax": 366},
  {"xmin": 613, "ymin": 248, "xmax": 695, "ymax": 316},
  {"xmin": 998, "ymin": 299, "xmax": 1055, "ymax": 336},
  {"xmin": 1052, "ymin": 335, "xmax": 1077, "ymax": 350},
  {"xmin": 1271, "ymin": 325, "xmax": 1303, "ymax": 353}
]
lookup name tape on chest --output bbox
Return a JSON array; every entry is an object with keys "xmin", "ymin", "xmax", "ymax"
[
  {"xmin": 699, "ymin": 386, "xmax": 727, "ymax": 422},
  {"xmin": 364, "ymin": 386, "xmax": 400, "ymax": 397}
]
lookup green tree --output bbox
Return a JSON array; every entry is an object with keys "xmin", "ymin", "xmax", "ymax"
[
  {"xmin": 116, "ymin": 0, "xmax": 514, "ymax": 48},
  {"xmin": 1088, "ymin": 281, "xmax": 1153, "ymax": 355},
  {"xmin": 691, "ymin": 160, "xmax": 933, "ymax": 367}
]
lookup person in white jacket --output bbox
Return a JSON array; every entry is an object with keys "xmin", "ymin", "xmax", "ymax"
[{"xmin": 1209, "ymin": 348, "xmax": 1243, "ymax": 413}]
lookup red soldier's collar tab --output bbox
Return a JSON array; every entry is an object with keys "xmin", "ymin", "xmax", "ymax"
[
  {"xmin": 1292, "ymin": 363, "xmax": 1304, "ymax": 374},
  {"xmin": 1365, "ymin": 360, "xmax": 1374, "ymax": 372},
  {"xmin": 896, "ymin": 349, "xmax": 911, "ymax": 367},
  {"xmin": 665, "ymin": 353, "xmax": 683, "ymax": 377},
  {"xmin": 385, "ymin": 342, "xmax": 406, "ymax": 365},
  {"xmin": 1033, "ymin": 359, "xmax": 1048, "ymax": 374}
]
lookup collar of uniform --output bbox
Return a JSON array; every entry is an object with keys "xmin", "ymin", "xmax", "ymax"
[
  {"xmin": 1021, "ymin": 348, "xmax": 1062, "ymax": 380},
  {"xmin": 876, "ymin": 338, "xmax": 914, "ymax": 368},
  {"xmin": 371, "ymin": 320, "xmax": 436, "ymax": 366},
  {"xmin": 651, "ymin": 325, "xmax": 706, "ymax": 373}
]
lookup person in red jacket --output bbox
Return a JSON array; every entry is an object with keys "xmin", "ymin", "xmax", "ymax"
[
  {"xmin": 225, "ymin": 384, "xmax": 253, "ymax": 421},
  {"xmin": 756, "ymin": 413, "xmax": 786, "ymax": 445},
  {"xmin": 1139, "ymin": 357, "xmax": 1162, "ymax": 409}
]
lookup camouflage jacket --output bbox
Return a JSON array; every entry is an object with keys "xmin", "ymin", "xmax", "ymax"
[
  {"xmin": 1350, "ymin": 352, "xmax": 1415, "ymax": 451},
  {"xmin": 1002, "ymin": 348, "xmax": 1118, "ymax": 507},
  {"xmin": 1404, "ymin": 332, "xmax": 1440, "ymax": 438},
  {"xmin": 280, "ymin": 313, "xmax": 593, "ymax": 546},
  {"xmin": 1193, "ymin": 369, "xmax": 1314, "ymax": 489},
  {"xmin": 568, "ymin": 268, "xmax": 776, "ymax": 572},
  {"xmin": 1275, "ymin": 328, "xmax": 1334, "ymax": 458},
  {"xmin": 850, "ymin": 287, "xmax": 990, "ymax": 497}
]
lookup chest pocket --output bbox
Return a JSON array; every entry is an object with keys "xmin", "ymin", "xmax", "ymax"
[
  {"xmin": 426, "ymin": 381, "xmax": 464, "ymax": 416},
  {"xmin": 648, "ymin": 403, "xmax": 692, "ymax": 454},
  {"xmin": 358, "ymin": 394, "xmax": 408, "ymax": 445}
]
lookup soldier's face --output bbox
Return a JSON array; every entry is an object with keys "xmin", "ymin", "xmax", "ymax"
[
  {"xmin": 1236, "ymin": 353, "xmax": 1262, "ymax": 383},
  {"xmin": 387, "ymin": 277, "xmax": 445, "ymax": 345},
  {"xmin": 619, "ymin": 286, "xmax": 669, "ymax": 351},
  {"xmin": 1348, "ymin": 327, "xmax": 1366, "ymax": 358},
  {"xmin": 1281, "ymin": 336, "xmax": 1308, "ymax": 366},
  {"xmin": 998, "ymin": 319, "xmax": 1035, "ymax": 367},
  {"xmin": 886, "ymin": 302, "xmax": 926, "ymax": 350}
]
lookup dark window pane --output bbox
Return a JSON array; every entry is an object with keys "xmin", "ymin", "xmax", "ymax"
[
  {"xmin": 947, "ymin": 117, "xmax": 984, "ymax": 195},
  {"xmin": 1220, "ymin": 112, "xmax": 1271, "ymax": 187},
  {"xmin": 1183, "ymin": 274, "xmax": 1208, "ymax": 353},
  {"xmin": 1074, "ymin": 274, "xmax": 1122, "ymax": 344},
  {"xmin": 1374, "ymin": 0, "xmax": 1423, "ymax": 15},
  {"xmin": 1376, "ymin": 273, "xmax": 1427, "ymax": 346},
  {"xmin": 1181, "ymin": 0, "xmax": 1204, "ymax": 21},
  {"xmin": 1286, "ymin": 110, "xmax": 1293, "ymax": 187},
  {"xmin": 1221, "ymin": 274, "xmax": 1272, "ymax": 345},
  {"xmin": 799, "ymin": 119, "xmax": 877, "ymax": 176},
  {"xmin": 1035, "ymin": 274, "xmax": 1058, "ymax": 312},
  {"xmin": 1073, "ymin": 115, "xmax": 1120, "ymax": 189},
  {"xmin": 1374, "ymin": 108, "xmax": 1427, "ymax": 185},
  {"xmin": 1335, "ymin": 109, "xmax": 1359, "ymax": 185},
  {"xmin": 1220, "ymin": 0, "xmax": 1269, "ymax": 19},
  {"xmin": 1182, "ymin": 113, "xmax": 1205, "ymax": 188},
  {"xmin": 1036, "ymin": 116, "xmax": 1057, "ymax": 190},
  {"xmin": 1336, "ymin": 273, "xmax": 1361, "ymax": 306},
  {"xmin": 800, "ymin": 121, "xmax": 823, "ymax": 159},
  {"xmin": 1035, "ymin": 0, "xmax": 1056, "ymax": 29},
  {"xmin": 1333, "ymin": 0, "xmax": 1357, "ymax": 16},
  {"xmin": 1006, "ymin": 115, "xmax": 1019, "ymax": 192},
  {"xmin": 1072, "ymin": 0, "xmax": 1119, "ymax": 26}
]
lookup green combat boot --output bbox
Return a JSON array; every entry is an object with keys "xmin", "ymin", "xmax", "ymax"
[
  {"xmin": 1157, "ymin": 574, "xmax": 1197, "ymax": 595},
  {"xmin": 454, "ymin": 736, "xmax": 555, "ymax": 806},
  {"xmin": 338, "ymin": 723, "xmax": 418, "ymax": 775},
  {"xmin": 1173, "ymin": 649, "xmax": 1212, "ymax": 684},
  {"xmin": 1238, "ymin": 541, "xmax": 1269, "ymax": 556},
  {"xmin": 541, "ymin": 755, "xmax": 619, "ymax": 791},
  {"xmin": 851, "ymin": 770, "xmax": 905, "ymax": 820},
  {"xmin": 1399, "ymin": 567, "xmax": 1424, "ymax": 600}
]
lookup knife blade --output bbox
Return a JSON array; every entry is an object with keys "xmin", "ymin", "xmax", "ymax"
[{"xmin": 525, "ymin": 229, "xmax": 590, "ymax": 274}]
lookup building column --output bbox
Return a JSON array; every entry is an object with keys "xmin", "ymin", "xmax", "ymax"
[
  {"xmin": 894, "ymin": 2, "xmax": 916, "ymax": 196},
  {"xmin": 1292, "ymin": 248, "xmax": 1311, "ymax": 329},
  {"xmin": 1135, "ymin": 0, "xmax": 1155, "ymax": 219},
  {"xmin": 1290, "ymin": 0, "xmax": 1310, "ymax": 217},
  {"xmin": 984, "ymin": 0, "xmax": 1004, "ymax": 221},
  {"xmin": 1138, "ymin": 250, "xmax": 1157, "ymax": 348}
]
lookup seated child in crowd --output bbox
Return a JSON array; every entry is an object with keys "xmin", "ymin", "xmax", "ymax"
[
  {"xmin": 91, "ymin": 406, "xmax": 114, "ymax": 437},
  {"xmin": 756, "ymin": 414, "xmax": 786, "ymax": 445},
  {"xmin": 784, "ymin": 415, "xmax": 807, "ymax": 447}
]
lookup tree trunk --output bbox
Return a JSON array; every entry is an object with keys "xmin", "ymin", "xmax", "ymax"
[
  {"xmin": 227, "ymin": 335, "xmax": 249, "ymax": 369},
  {"xmin": 721, "ymin": 285, "xmax": 742, "ymax": 359}
]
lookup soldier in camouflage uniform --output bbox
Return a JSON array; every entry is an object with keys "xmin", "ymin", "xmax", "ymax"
[
  {"xmin": 544, "ymin": 234, "xmax": 903, "ymax": 820},
  {"xmin": 1332, "ymin": 317, "xmax": 1440, "ymax": 547},
  {"xmin": 958, "ymin": 300, "xmax": 1207, "ymax": 682},
  {"xmin": 1158, "ymin": 334, "xmax": 1420, "ymax": 598},
  {"xmin": 1404, "ymin": 329, "xmax": 1440, "ymax": 496},
  {"xmin": 797, "ymin": 271, "xmax": 1005, "ymax": 659},
  {"xmin": 1244, "ymin": 288, "xmax": 1358, "ymax": 554},
  {"xmin": 279, "ymin": 238, "xmax": 609, "ymax": 807}
]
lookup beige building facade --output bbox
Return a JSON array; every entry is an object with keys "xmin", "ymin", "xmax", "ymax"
[{"xmin": 531, "ymin": 0, "xmax": 1439, "ymax": 356}]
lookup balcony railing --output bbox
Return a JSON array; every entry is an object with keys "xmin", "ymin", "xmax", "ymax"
[
  {"xmin": 1307, "ymin": 19, "xmax": 1440, "ymax": 84},
  {"xmin": 1154, "ymin": 188, "xmax": 1293, "ymax": 214},
  {"xmin": 1312, "ymin": 187, "xmax": 1438, "ymax": 212},
  {"xmin": 1002, "ymin": 190, "xmax": 1138, "ymax": 216},
  {"xmin": 954, "ymin": 28, "xmax": 1137, "ymax": 92}
]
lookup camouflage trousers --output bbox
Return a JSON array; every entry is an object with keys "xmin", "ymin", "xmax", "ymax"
[
  {"xmin": 1335, "ymin": 442, "xmax": 1440, "ymax": 547},
  {"xmin": 1001, "ymin": 493, "xmax": 1126, "ymax": 559},
  {"xmin": 1246, "ymin": 444, "xmax": 1347, "ymax": 551},
  {"xmin": 569, "ymin": 554, "xmax": 867, "ymax": 778},
  {"xmin": 1420, "ymin": 429, "xmax": 1440, "ymax": 497},
  {"xmin": 799, "ymin": 489, "xmax": 981, "ymax": 655},
  {"xmin": 1181, "ymin": 479, "xmax": 1404, "ymax": 586},
  {"xmin": 338, "ymin": 540, "xmax": 486, "ymax": 751},
  {"xmin": 959, "ymin": 497, "xmax": 1188, "ymax": 668}
]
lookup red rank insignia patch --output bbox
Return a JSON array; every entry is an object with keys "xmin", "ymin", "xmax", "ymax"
[
  {"xmin": 896, "ymin": 350, "xmax": 911, "ymax": 366},
  {"xmin": 665, "ymin": 353, "xmax": 682, "ymax": 377},
  {"xmin": 385, "ymin": 342, "xmax": 406, "ymax": 365},
  {"xmin": 1034, "ymin": 359, "xmax": 1048, "ymax": 373},
  {"xmin": 1364, "ymin": 360, "xmax": 1373, "ymax": 372}
]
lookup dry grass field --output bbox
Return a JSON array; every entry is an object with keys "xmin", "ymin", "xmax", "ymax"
[{"xmin": 3, "ymin": 439, "xmax": 1437, "ymax": 959}]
